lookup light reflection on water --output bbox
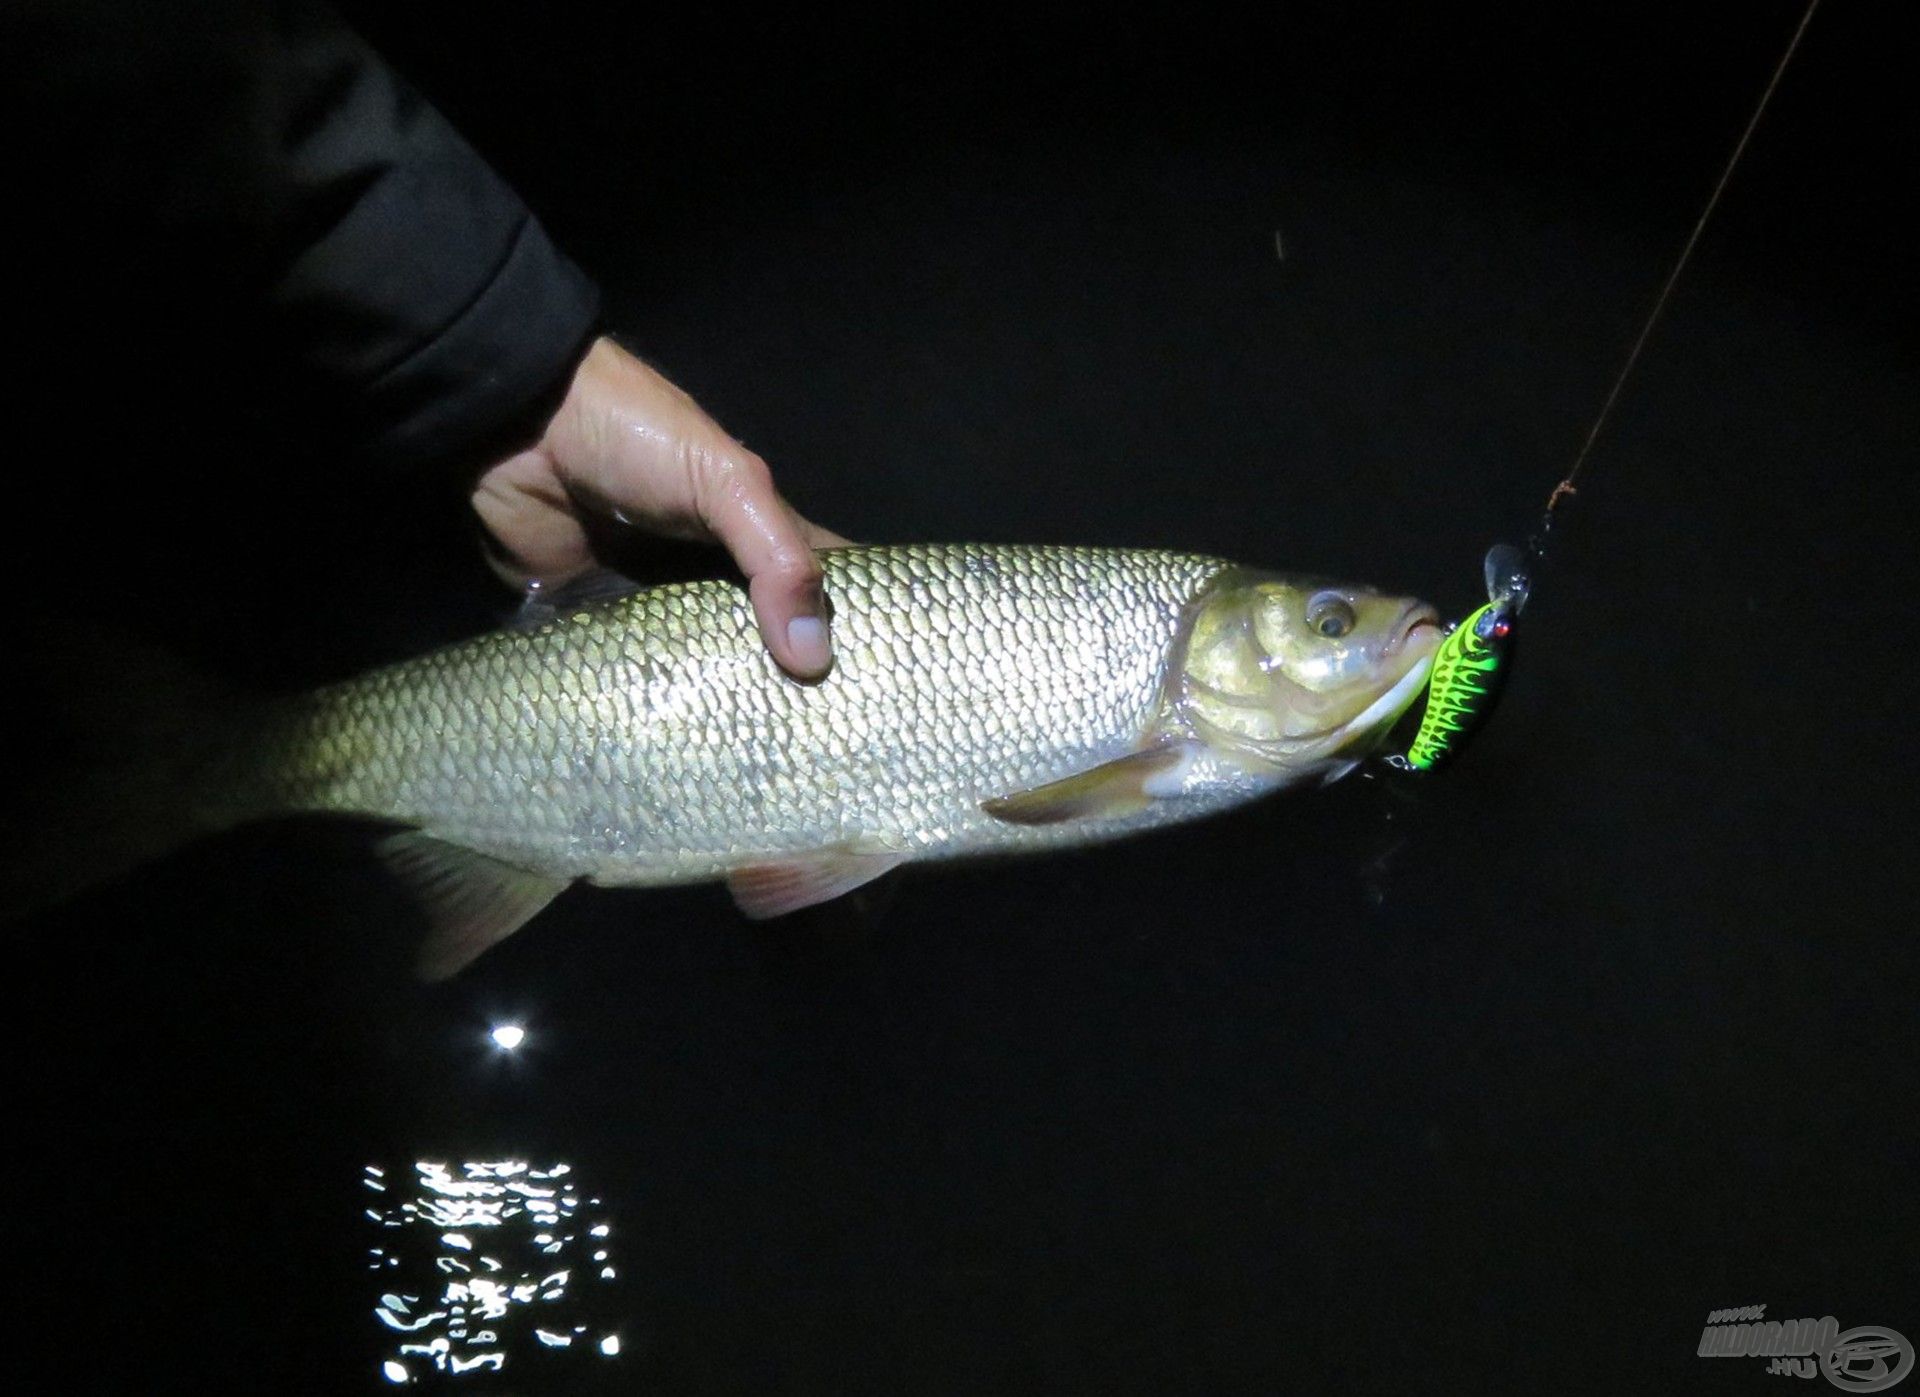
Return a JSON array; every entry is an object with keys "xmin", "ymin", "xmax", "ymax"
[{"xmin": 364, "ymin": 1159, "xmax": 621, "ymax": 1384}]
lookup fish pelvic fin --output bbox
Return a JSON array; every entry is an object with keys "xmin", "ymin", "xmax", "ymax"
[
  {"xmin": 980, "ymin": 741, "xmax": 1201, "ymax": 826},
  {"xmin": 377, "ymin": 832, "xmax": 570, "ymax": 981},
  {"xmin": 727, "ymin": 844, "xmax": 908, "ymax": 919}
]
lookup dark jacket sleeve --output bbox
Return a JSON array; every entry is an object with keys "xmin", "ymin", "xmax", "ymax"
[{"xmin": 9, "ymin": 0, "xmax": 600, "ymax": 467}]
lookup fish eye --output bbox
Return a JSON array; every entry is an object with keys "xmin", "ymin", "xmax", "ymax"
[{"xmin": 1307, "ymin": 593, "xmax": 1356, "ymax": 639}]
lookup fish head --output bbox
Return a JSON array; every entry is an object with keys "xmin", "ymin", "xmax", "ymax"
[{"xmin": 1172, "ymin": 571, "xmax": 1442, "ymax": 773}]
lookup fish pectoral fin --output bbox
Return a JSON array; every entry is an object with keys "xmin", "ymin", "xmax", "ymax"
[
  {"xmin": 1318, "ymin": 758, "xmax": 1360, "ymax": 788},
  {"xmin": 377, "ymin": 831, "xmax": 569, "ymax": 981},
  {"xmin": 980, "ymin": 741, "xmax": 1200, "ymax": 826},
  {"xmin": 727, "ymin": 845, "xmax": 908, "ymax": 920}
]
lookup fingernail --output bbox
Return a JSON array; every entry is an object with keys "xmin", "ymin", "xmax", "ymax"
[{"xmin": 786, "ymin": 615, "xmax": 831, "ymax": 675}]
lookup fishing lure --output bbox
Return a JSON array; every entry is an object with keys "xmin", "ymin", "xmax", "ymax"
[
  {"xmin": 1381, "ymin": 1, "xmax": 1817, "ymax": 776},
  {"xmin": 1390, "ymin": 544, "xmax": 1529, "ymax": 772}
]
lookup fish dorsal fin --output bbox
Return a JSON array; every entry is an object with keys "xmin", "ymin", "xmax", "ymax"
[
  {"xmin": 512, "ymin": 568, "xmax": 645, "ymax": 631},
  {"xmin": 981, "ymin": 741, "xmax": 1200, "ymax": 826},
  {"xmin": 377, "ymin": 832, "xmax": 570, "ymax": 980},
  {"xmin": 727, "ymin": 845, "xmax": 907, "ymax": 919}
]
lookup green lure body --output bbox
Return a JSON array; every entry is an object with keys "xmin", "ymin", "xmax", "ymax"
[{"xmin": 1401, "ymin": 601, "xmax": 1514, "ymax": 770}]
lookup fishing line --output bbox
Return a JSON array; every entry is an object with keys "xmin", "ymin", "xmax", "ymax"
[
  {"xmin": 1537, "ymin": 0, "xmax": 1823, "ymax": 547},
  {"xmin": 1391, "ymin": 0, "xmax": 1821, "ymax": 772}
]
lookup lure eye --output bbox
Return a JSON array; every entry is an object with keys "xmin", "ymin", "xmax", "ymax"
[
  {"xmin": 1473, "ymin": 607, "xmax": 1516, "ymax": 642},
  {"xmin": 1307, "ymin": 594, "xmax": 1356, "ymax": 639}
]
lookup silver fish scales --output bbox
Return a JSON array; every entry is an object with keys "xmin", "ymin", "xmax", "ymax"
[
  {"xmin": 254, "ymin": 546, "xmax": 1223, "ymax": 873},
  {"xmin": 215, "ymin": 543, "xmax": 1439, "ymax": 976}
]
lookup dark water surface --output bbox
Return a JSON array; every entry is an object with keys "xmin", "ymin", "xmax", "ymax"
[{"xmin": 12, "ymin": 2, "xmax": 1916, "ymax": 1391}]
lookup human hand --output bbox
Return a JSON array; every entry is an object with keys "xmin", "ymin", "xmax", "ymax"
[{"xmin": 472, "ymin": 337, "xmax": 848, "ymax": 678}]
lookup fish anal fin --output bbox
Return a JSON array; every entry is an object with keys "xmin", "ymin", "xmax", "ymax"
[
  {"xmin": 727, "ymin": 845, "xmax": 907, "ymax": 919},
  {"xmin": 981, "ymin": 742, "xmax": 1199, "ymax": 826},
  {"xmin": 377, "ymin": 831, "xmax": 569, "ymax": 981}
]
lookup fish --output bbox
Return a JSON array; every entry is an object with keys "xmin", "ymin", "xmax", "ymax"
[{"xmin": 26, "ymin": 544, "xmax": 1441, "ymax": 978}]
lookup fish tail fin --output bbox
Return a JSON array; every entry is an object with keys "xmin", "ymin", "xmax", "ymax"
[{"xmin": 1, "ymin": 627, "xmax": 265, "ymax": 920}]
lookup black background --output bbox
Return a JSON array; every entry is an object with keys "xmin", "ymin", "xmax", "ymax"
[{"xmin": 10, "ymin": 1, "xmax": 1916, "ymax": 1392}]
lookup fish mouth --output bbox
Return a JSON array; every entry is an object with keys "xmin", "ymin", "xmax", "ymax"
[
  {"xmin": 1384, "ymin": 602, "xmax": 1443, "ymax": 657},
  {"xmin": 1327, "ymin": 603, "xmax": 1443, "ymax": 750},
  {"xmin": 1336, "ymin": 643, "xmax": 1436, "ymax": 747}
]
